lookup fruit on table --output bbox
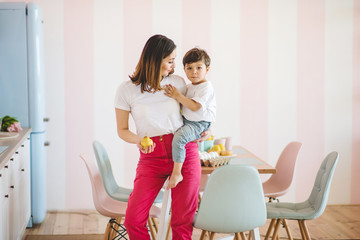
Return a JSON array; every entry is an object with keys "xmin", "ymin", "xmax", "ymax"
[
  {"xmin": 220, "ymin": 150, "xmax": 233, "ymax": 156},
  {"xmin": 208, "ymin": 144, "xmax": 221, "ymax": 153},
  {"xmin": 141, "ymin": 136, "xmax": 153, "ymax": 149},
  {"xmin": 206, "ymin": 135, "xmax": 214, "ymax": 141},
  {"xmin": 218, "ymin": 144, "xmax": 226, "ymax": 151}
]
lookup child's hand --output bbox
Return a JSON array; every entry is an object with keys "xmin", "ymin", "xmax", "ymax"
[
  {"xmin": 195, "ymin": 130, "xmax": 211, "ymax": 142},
  {"xmin": 164, "ymin": 84, "xmax": 181, "ymax": 100}
]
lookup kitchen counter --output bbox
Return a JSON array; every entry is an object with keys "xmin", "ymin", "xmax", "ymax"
[{"xmin": 0, "ymin": 127, "xmax": 31, "ymax": 169}]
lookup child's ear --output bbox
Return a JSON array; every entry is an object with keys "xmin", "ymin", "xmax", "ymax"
[{"xmin": 206, "ymin": 66, "xmax": 210, "ymax": 72}]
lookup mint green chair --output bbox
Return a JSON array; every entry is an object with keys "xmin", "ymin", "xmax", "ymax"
[
  {"xmin": 265, "ymin": 151, "xmax": 339, "ymax": 240},
  {"xmin": 93, "ymin": 140, "xmax": 163, "ymax": 239},
  {"xmin": 92, "ymin": 140, "xmax": 163, "ymax": 203},
  {"xmin": 193, "ymin": 165, "xmax": 266, "ymax": 240}
]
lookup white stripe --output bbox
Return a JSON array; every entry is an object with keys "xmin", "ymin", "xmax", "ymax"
[
  {"xmin": 152, "ymin": 0, "xmax": 184, "ymax": 79},
  {"xmin": 268, "ymin": 0, "xmax": 297, "ymax": 201},
  {"xmin": 94, "ymin": 0, "xmax": 125, "ymax": 186},
  {"xmin": 325, "ymin": 0, "xmax": 353, "ymax": 204},
  {"xmin": 210, "ymin": 0, "xmax": 241, "ymax": 142}
]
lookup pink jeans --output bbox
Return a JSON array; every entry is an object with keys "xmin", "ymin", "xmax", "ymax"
[{"xmin": 124, "ymin": 134, "xmax": 201, "ymax": 240}]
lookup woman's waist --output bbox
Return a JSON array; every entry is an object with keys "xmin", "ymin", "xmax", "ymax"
[
  {"xmin": 139, "ymin": 135, "xmax": 198, "ymax": 160},
  {"xmin": 150, "ymin": 133, "xmax": 174, "ymax": 142},
  {"xmin": 134, "ymin": 115, "xmax": 183, "ymax": 138},
  {"xmin": 137, "ymin": 128, "xmax": 177, "ymax": 139}
]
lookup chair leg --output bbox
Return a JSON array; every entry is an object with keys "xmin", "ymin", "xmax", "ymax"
[
  {"xmin": 272, "ymin": 219, "xmax": 282, "ymax": 239},
  {"xmin": 151, "ymin": 217, "xmax": 158, "ymax": 232},
  {"xmin": 109, "ymin": 217, "xmax": 122, "ymax": 239},
  {"xmin": 209, "ymin": 232, "xmax": 216, "ymax": 240},
  {"xmin": 108, "ymin": 222, "xmax": 116, "ymax": 240},
  {"xmin": 300, "ymin": 220, "xmax": 311, "ymax": 240},
  {"xmin": 298, "ymin": 220, "xmax": 306, "ymax": 240},
  {"xmin": 264, "ymin": 219, "xmax": 276, "ymax": 240},
  {"xmin": 198, "ymin": 193, "xmax": 202, "ymax": 209},
  {"xmin": 199, "ymin": 230, "xmax": 207, "ymax": 240},
  {"xmin": 165, "ymin": 215, "xmax": 171, "ymax": 240},
  {"xmin": 234, "ymin": 232, "xmax": 243, "ymax": 240},
  {"xmin": 103, "ymin": 219, "xmax": 113, "ymax": 240},
  {"xmin": 240, "ymin": 232, "xmax": 246, "ymax": 240},
  {"xmin": 148, "ymin": 218, "xmax": 156, "ymax": 240},
  {"xmin": 247, "ymin": 230, "xmax": 252, "ymax": 240},
  {"xmin": 234, "ymin": 233, "xmax": 240, "ymax": 240},
  {"xmin": 282, "ymin": 219, "xmax": 293, "ymax": 240}
]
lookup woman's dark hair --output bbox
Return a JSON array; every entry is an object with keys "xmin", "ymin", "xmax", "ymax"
[
  {"xmin": 130, "ymin": 35, "xmax": 176, "ymax": 93},
  {"xmin": 183, "ymin": 47, "xmax": 211, "ymax": 67}
]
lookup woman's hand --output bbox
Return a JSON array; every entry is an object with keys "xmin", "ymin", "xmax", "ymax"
[
  {"xmin": 195, "ymin": 130, "xmax": 211, "ymax": 142},
  {"xmin": 164, "ymin": 84, "xmax": 181, "ymax": 100},
  {"xmin": 137, "ymin": 141, "xmax": 156, "ymax": 154}
]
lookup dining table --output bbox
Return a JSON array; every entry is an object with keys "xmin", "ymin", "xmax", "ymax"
[
  {"xmin": 156, "ymin": 144, "xmax": 276, "ymax": 240},
  {"xmin": 202, "ymin": 145, "xmax": 276, "ymax": 174}
]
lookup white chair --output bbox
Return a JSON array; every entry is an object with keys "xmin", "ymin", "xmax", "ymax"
[{"xmin": 193, "ymin": 165, "xmax": 266, "ymax": 240}]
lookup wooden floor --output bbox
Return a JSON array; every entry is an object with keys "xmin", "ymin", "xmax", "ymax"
[{"xmin": 24, "ymin": 205, "xmax": 360, "ymax": 240}]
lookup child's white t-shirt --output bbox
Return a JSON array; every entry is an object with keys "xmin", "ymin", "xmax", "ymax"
[
  {"xmin": 182, "ymin": 81, "xmax": 216, "ymax": 122},
  {"xmin": 114, "ymin": 74, "xmax": 187, "ymax": 138}
]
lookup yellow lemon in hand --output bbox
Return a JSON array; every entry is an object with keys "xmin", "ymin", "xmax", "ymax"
[{"xmin": 141, "ymin": 136, "xmax": 153, "ymax": 149}]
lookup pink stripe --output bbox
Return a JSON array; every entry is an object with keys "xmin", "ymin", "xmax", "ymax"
[
  {"xmin": 182, "ymin": 0, "xmax": 211, "ymax": 56},
  {"xmin": 296, "ymin": 0, "xmax": 325, "ymax": 201},
  {"xmin": 5, "ymin": 0, "xmax": 35, "ymax": 2},
  {"xmin": 239, "ymin": 0, "xmax": 268, "ymax": 160},
  {"xmin": 64, "ymin": 0, "xmax": 94, "ymax": 208},
  {"xmin": 351, "ymin": 1, "xmax": 360, "ymax": 204},
  {"xmin": 122, "ymin": 0, "xmax": 152, "ymax": 187}
]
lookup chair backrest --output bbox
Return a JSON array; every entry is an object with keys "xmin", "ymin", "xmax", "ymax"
[
  {"xmin": 307, "ymin": 151, "xmax": 338, "ymax": 219},
  {"xmin": 80, "ymin": 154, "xmax": 128, "ymax": 218},
  {"xmin": 93, "ymin": 140, "xmax": 164, "ymax": 204},
  {"xmin": 263, "ymin": 141, "xmax": 302, "ymax": 197},
  {"xmin": 93, "ymin": 141, "xmax": 118, "ymax": 196},
  {"xmin": 194, "ymin": 165, "xmax": 266, "ymax": 233},
  {"xmin": 80, "ymin": 154, "xmax": 161, "ymax": 219}
]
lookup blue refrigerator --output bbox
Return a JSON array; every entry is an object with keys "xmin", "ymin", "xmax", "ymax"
[{"xmin": 0, "ymin": 2, "xmax": 47, "ymax": 225}]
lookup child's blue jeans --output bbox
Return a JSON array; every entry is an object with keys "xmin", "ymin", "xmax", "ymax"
[{"xmin": 172, "ymin": 117, "xmax": 211, "ymax": 163}]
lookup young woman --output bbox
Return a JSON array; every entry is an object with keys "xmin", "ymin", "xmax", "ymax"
[{"xmin": 115, "ymin": 34, "xmax": 205, "ymax": 239}]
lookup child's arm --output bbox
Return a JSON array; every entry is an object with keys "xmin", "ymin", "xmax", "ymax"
[{"xmin": 164, "ymin": 84, "xmax": 201, "ymax": 111}]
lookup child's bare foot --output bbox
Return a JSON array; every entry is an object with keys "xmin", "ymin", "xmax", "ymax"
[{"xmin": 166, "ymin": 173, "xmax": 183, "ymax": 190}]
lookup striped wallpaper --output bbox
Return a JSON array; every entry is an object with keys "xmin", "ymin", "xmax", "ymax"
[{"xmin": 2, "ymin": 0, "xmax": 359, "ymax": 209}]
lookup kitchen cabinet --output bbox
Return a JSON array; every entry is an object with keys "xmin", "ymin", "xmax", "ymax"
[{"xmin": 0, "ymin": 128, "xmax": 31, "ymax": 240}]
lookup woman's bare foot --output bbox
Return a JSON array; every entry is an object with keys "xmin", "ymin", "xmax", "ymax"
[{"xmin": 166, "ymin": 173, "xmax": 183, "ymax": 189}]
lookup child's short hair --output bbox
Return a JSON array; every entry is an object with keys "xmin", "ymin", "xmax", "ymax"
[{"xmin": 183, "ymin": 48, "xmax": 211, "ymax": 67}]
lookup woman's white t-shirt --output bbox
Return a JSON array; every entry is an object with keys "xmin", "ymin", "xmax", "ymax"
[{"xmin": 114, "ymin": 74, "xmax": 186, "ymax": 138}]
